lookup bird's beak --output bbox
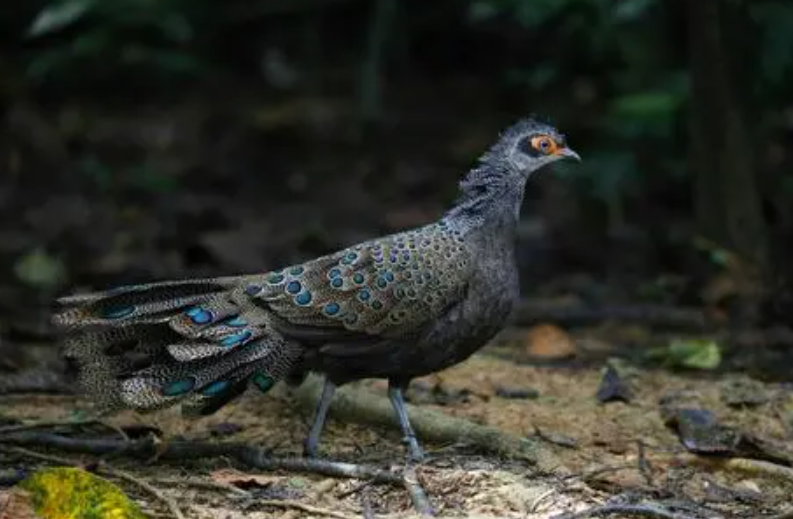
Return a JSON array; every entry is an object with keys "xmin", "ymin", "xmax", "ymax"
[{"xmin": 555, "ymin": 147, "xmax": 581, "ymax": 161}]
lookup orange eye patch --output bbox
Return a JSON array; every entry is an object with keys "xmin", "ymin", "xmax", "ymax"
[{"xmin": 530, "ymin": 135, "xmax": 559, "ymax": 155}]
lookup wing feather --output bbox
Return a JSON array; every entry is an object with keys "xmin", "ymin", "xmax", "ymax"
[{"xmin": 241, "ymin": 222, "xmax": 473, "ymax": 339}]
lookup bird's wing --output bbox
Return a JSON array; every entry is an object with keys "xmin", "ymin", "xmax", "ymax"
[{"xmin": 244, "ymin": 221, "xmax": 474, "ymax": 340}]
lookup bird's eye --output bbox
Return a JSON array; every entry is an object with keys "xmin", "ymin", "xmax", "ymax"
[{"xmin": 530, "ymin": 135, "xmax": 558, "ymax": 155}]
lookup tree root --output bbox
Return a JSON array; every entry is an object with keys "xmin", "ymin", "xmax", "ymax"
[{"xmin": 292, "ymin": 374, "xmax": 565, "ymax": 474}]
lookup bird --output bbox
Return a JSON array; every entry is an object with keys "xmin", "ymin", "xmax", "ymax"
[{"xmin": 53, "ymin": 117, "xmax": 580, "ymax": 462}]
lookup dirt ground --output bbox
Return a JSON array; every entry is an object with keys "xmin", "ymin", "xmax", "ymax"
[{"xmin": 1, "ymin": 329, "xmax": 792, "ymax": 519}]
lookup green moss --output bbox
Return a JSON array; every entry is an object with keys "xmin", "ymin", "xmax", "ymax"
[{"xmin": 18, "ymin": 467, "xmax": 148, "ymax": 519}]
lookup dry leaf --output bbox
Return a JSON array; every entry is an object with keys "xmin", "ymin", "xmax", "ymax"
[{"xmin": 524, "ymin": 324, "xmax": 577, "ymax": 360}]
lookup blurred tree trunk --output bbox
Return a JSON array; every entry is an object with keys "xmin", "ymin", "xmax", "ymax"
[{"xmin": 687, "ymin": 0, "xmax": 769, "ymax": 314}]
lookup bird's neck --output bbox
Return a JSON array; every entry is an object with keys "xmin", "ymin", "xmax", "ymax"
[{"xmin": 442, "ymin": 161, "xmax": 527, "ymax": 234}]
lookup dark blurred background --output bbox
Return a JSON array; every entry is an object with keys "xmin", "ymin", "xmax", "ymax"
[{"xmin": 1, "ymin": 0, "xmax": 793, "ymax": 361}]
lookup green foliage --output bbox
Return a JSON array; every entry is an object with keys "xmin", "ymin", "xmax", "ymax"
[
  {"xmin": 26, "ymin": 0, "xmax": 203, "ymax": 83},
  {"xmin": 14, "ymin": 247, "xmax": 67, "ymax": 290},
  {"xmin": 10, "ymin": 0, "xmax": 793, "ymax": 246},
  {"xmin": 19, "ymin": 467, "xmax": 147, "ymax": 519},
  {"xmin": 750, "ymin": 2, "xmax": 793, "ymax": 86},
  {"xmin": 468, "ymin": 0, "xmax": 657, "ymax": 26},
  {"xmin": 648, "ymin": 338, "xmax": 723, "ymax": 371},
  {"xmin": 78, "ymin": 156, "xmax": 178, "ymax": 194},
  {"xmin": 28, "ymin": 0, "xmax": 93, "ymax": 37}
]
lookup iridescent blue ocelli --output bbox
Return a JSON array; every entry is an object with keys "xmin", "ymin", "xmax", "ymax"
[
  {"xmin": 245, "ymin": 284, "xmax": 263, "ymax": 295},
  {"xmin": 252, "ymin": 373, "xmax": 274, "ymax": 393},
  {"xmin": 162, "ymin": 377, "xmax": 196, "ymax": 396},
  {"xmin": 186, "ymin": 307, "xmax": 213, "ymax": 324},
  {"xmin": 226, "ymin": 316, "xmax": 248, "ymax": 327},
  {"xmin": 202, "ymin": 380, "xmax": 230, "ymax": 396},
  {"xmin": 101, "ymin": 306, "xmax": 135, "ymax": 319},
  {"xmin": 295, "ymin": 290, "xmax": 313, "ymax": 305},
  {"xmin": 324, "ymin": 302, "xmax": 341, "ymax": 315},
  {"xmin": 221, "ymin": 330, "xmax": 252, "ymax": 347}
]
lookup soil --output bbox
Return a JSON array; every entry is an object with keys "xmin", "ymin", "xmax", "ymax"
[{"xmin": 1, "ymin": 329, "xmax": 791, "ymax": 518}]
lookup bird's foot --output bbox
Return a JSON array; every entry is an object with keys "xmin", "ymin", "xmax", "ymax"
[
  {"xmin": 403, "ymin": 435, "xmax": 425, "ymax": 463},
  {"xmin": 303, "ymin": 438, "xmax": 319, "ymax": 458}
]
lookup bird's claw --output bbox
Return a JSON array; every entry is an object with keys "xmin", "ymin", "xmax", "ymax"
[
  {"xmin": 303, "ymin": 439, "xmax": 319, "ymax": 459},
  {"xmin": 403, "ymin": 435, "xmax": 425, "ymax": 463}
]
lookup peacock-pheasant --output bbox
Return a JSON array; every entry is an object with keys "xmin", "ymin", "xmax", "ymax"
[{"xmin": 53, "ymin": 117, "xmax": 580, "ymax": 461}]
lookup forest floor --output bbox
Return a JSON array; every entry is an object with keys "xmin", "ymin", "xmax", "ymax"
[
  {"xmin": 2, "ymin": 92, "xmax": 792, "ymax": 518},
  {"xmin": 2, "ymin": 326, "xmax": 792, "ymax": 519}
]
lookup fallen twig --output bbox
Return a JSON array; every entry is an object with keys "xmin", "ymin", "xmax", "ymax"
[
  {"xmin": 672, "ymin": 453, "xmax": 793, "ymax": 484},
  {"xmin": 0, "ymin": 431, "xmax": 445, "ymax": 515},
  {"xmin": 258, "ymin": 499, "xmax": 358, "ymax": 519},
  {"xmin": 637, "ymin": 441, "xmax": 653, "ymax": 486},
  {"xmin": 153, "ymin": 477, "xmax": 251, "ymax": 497},
  {"xmin": 0, "ymin": 444, "xmax": 77, "ymax": 466},
  {"xmin": 108, "ymin": 468, "xmax": 186, "ymax": 519},
  {"xmin": 293, "ymin": 374, "xmax": 563, "ymax": 474},
  {"xmin": 361, "ymin": 486, "xmax": 374, "ymax": 519},
  {"xmin": 719, "ymin": 457, "xmax": 793, "ymax": 482},
  {"xmin": 552, "ymin": 503, "xmax": 698, "ymax": 519},
  {"xmin": 0, "ymin": 419, "xmax": 117, "ymax": 437},
  {"xmin": 0, "ymin": 431, "xmax": 403, "ymax": 485},
  {"xmin": 402, "ymin": 466, "xmax": 432, "ymax": 516}
]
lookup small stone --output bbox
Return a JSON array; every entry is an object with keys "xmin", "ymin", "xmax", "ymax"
[
  {"xmin": 665, "ymin": 407, "xmax": 741, "ymax": 455},
  {"xmin": 720, "ymin": 376, "xmax": 770, "ymax": 407},
  {"xmin": 596, "ymin": 363, "xmax": 632, "ymax": 403}
]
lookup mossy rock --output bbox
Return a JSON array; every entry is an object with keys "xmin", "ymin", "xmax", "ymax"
[{"xmin": 17, "ymin": 467, "xmax": 148, "ymax": 519}]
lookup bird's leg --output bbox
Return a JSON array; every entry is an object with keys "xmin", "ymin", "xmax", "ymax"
[
  {"xmin": 303, "ymin": 377, "xmax": 337, "ymax": 458},
  {"xmin": 388, "ymin": 379, "xmax": 424, "ymax": 462}
]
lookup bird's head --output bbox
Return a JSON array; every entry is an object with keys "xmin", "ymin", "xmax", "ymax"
[{"xmin": 484, "ymin": 117, "xmax": 580, "ymax": 176}]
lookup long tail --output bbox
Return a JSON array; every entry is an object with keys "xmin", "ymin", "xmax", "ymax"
[{"xmin": 53, "ymin": 277, "xmax": 303, "ymax": 416}]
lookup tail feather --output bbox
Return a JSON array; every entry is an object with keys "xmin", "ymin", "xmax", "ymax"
[
  {"xmin": 54, "ymin": 278, "xmax": 233, "ymax": 328},
  {"xmin": 180, "ymin": 340, "xmax": 301, "ymax": 416},
  {"xmin": 54, "ymin": 276, "xmax": 304, "ymax": 415}
]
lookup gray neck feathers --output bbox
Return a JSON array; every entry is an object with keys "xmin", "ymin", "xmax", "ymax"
[{"xmin": 443, "ymin": 157, "xmax": 527, "ymax": 233}]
